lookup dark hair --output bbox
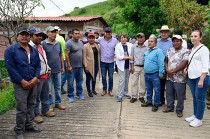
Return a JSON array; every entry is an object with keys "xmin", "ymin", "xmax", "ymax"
[
  {"xmin": 120, "ymin": 33, "xmax": 129, "ymax": 42},
  {"xmin": 192, "ymin": 30, "xmax": 202, "ymax": 37},
  {"xmin": 174, "ymin": 29, "xmax": 183, "ymax": 36},
  {"xmin": 71, "ymin": 29, "xmax": 80, "ymax": 34},
  {"xmin": 85, "ymin": 32, "xmax": 89, "ymax": 37},
  {"xmin": 94, "ymin": 32, "xmax": 99, "ymax": 35},
  {"xmin": 68, "ymin": 30, "xmax": 72, "ymax": 35}
]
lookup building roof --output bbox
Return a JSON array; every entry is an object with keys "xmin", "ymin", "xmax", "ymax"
[{"xmin": 25, "ymin": 16, "xmax": 108, "ymax": 26}]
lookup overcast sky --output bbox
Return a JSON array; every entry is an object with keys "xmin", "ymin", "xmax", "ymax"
[{"xmin": 33, "ymin": 0, "xmax": 106, "ymax": 17}]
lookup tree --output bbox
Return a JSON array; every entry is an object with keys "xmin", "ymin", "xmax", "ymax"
[
  {"xmin": 0, "ymin": 0, "xmax": 42, "ymax": 46},
  {"xmin": 121, "ymin": 0, "xmax": 167, "ymax": 37}
]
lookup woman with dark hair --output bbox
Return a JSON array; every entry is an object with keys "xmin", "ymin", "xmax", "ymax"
[
  {"xmin": 83, "ymin": 32, "xmax": 100, "ymax": 97},
  {"xmin": 185, "ymin": 30, "xmax": 209, "ymax": 127}
]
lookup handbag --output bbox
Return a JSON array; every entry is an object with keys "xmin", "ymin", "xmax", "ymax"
[{"xmin": 184, "ymin": 45, "xmax": 203, "ymax": 78}]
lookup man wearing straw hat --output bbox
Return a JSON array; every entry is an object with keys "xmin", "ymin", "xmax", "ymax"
[{"xmin": 156, "ymin": 25, "xmax": 173, "ymax": 106}]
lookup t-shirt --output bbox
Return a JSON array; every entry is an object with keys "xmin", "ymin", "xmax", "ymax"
[
  {"xmin": 92, "ymin": 47, "xmax": 98, "ymax": 62},
  {"xmin": 65, "ymin": 39, "xmax": 83, "ymax": 68},
  {"xmin": 42, "ymin": 39, "xmax": 62, "ymax": 73},
  {"xmin": 122, "ymin": 45, "xmax": 129, "ymax": 69}
]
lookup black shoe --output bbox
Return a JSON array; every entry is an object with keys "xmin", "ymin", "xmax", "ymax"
[
  {"xmin": 16, "ymin": 134, "xmax": 24, "ymax": 139},
  {"xmin": 152, "ymin": 106, "xmax": 158, "ymax": 112},
  {"xmin": 130, "ymin": 98, "xmax": 137, "ymax": 103},
  {"xmin": 124, "ymin": 94, "xmax": 131, "ymax": 99},
  {"xmin": 61, "ymin": 87, "xmax": 67, "ymax": 94},
  {"xmin": 92, "ymin": 91, "xmax": 98, "ymax": 95},
  {"xmin": 159, "ymin": 101, "xmax": 165, "ymax": 106},
  {"xmin": 141, "ymin": 102, "xmax": 153, "ymax": 107},
  {"xmin": 139, "ymin": 98, "xmax": 145, "ymax": 103},
  {"xmin": 162, "ymin": 107, "xmax": 174, "ymax": 113},
  {"xmin": 25, "ymin": 125, "xmax": 42, "ymax": 133},
  {"xmin": 88, "ymin": 92, "xmax": 93, "ymax": 97},
  {"xmin": 176, "ymin": 111, "xmax": 183, "ymax": 118}
]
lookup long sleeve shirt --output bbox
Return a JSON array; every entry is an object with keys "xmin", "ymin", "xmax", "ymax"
[
  {"xmin": 156, "ymin": 38, "xmax": 173, "ymax": 56},
  {"xmin": 4, "ymin": 43, "xmax": 40, "ymax": 84},
  {"xmin": 144, "ymin": 47, "xmax": 165, "ymax": 77}
]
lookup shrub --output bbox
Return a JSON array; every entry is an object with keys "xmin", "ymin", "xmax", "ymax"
[
  {"xmin": 0, "ymin": 61, "xmax": 8, "ymax": 80},
  {"xmin": 0, "ymin": 84, "xmax": 15, "ymax": 115}
]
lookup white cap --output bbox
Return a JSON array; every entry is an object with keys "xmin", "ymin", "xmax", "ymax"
[
  {"xmin": 172, "ymin": 35, "xmax": 182, "ymax": 40},
  {"xmin": 54, "ymin": 26, "xmax": 61, "ymax": 31}
]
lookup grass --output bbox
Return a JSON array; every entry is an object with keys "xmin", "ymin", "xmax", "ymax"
[{"xmin": 0, "ymin": 84, "xmax": 15, "ymax": 115}]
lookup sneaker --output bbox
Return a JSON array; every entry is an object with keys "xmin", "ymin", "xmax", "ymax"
[
  {"xmin": 88, "ymin": 92, "xmax": 93, "ymax": 97},
  {"xmin": 92, "ymin": 91, "xmax": 98, "ymax": 95},
  {"xmin": 139, "ymin": 98, "xmax": 145, "ymax": 103},
  {"xmin": 124, "ymin": 94, "xmax": 131, "ymax": 99},
  {"xmin": 16, "ymin": 133, "xmax": 24, "ymax": 139},
  {"xmin": 33, "ymin": 116, "xmax": 43, "ymax": 124},
  {"xmin": 130, "ymin": 98, "xmax": 137, "ymax": 103},
  {"xmin": 189, "ymin": 118, "xmax": 203, "ymax": 127},
  {"xmin": 185, "ymin": 115, "xmax": 196, "ymax": 123},
  {"xmin": 42, "ymin": 110, "xmax": 55, "ymax": 117},
  {"xmin": 69, "ymin": 97, "xmax": 74, "ymax": 103},
  {"xmin": 117, "ymin": 96, "xmax": 122, "ymax": 102},
  {"xmin": 49, "ymin": 105, "xmax": 54, "ymax": 111},
  {"xmin": 78, "ymin": 95, "xmax": 85, "ymax": 100},
  {"xmin": 55, "ymin": 104, "xmax": 66, "ymax": 110},
  {"xmin": 141, "ymin": 102, "xmax": 153, "ymax": 107}
]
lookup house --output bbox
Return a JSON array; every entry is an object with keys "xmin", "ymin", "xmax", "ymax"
[{"xmin": 0, "ymin": 16, "xmax": 109, "ymax": 60}]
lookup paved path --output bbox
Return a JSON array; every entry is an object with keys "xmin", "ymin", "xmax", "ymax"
[{"xmin": 0, "ymin": 73, "xmax": 210, "ymax": 139}]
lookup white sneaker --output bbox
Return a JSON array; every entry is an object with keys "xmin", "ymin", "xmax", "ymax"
[
  {"xmin": 189, "ymin": 118, "xmax": 203, "ymax": 127},
  {"xmin": 185, "ymin": 115, "xmax": 195, "ymax": 123}
]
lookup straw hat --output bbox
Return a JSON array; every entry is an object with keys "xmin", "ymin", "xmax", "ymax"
[{"xmin": 156, "ymin": 25, "xmax": 174, "ymax": 33}]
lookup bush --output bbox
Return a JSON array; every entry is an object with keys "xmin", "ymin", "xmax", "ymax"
[
  {"xmin": 0, "ymin": 61, "xmax": 8, "ymax": 80},
  {"xmin": 0, "ymin": 84, "xmax": 15, "ymax": 115}
]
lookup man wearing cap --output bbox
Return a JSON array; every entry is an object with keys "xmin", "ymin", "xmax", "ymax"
[
  {"xmin": 162, "ymin": 35, "xmax": 188, "ymax": 117},
  {"xmin": 130, "ymin": 33, "xmax": 147, "ymax": 103},
  {"xmin": 65, "ymin": 29, "xmax": 85, "ymax": 102},
  {"xmin": 156, "ymin": 25, "xmax": 173, "ymax": 106},
  {"xmin": 54, "ymin": 26, "xmax": 67, "ymax": 94},
  {"xmin": 42, "ymin": 26, "xmax": 65, "ymax": 111},
  {"xmin": 4, "ymin": 27, "xmax": 42, "ymax": 139},
  {"xmin": 96, "ymin": 27, "xmax": 118, "ymax": 96},
  {"xmin": 141, "ymin": 36, "xmax": 165, "ymax": 112},
  {"xmin": 29, "ymin": 27, "xmax": 55, "ymax": 124}
]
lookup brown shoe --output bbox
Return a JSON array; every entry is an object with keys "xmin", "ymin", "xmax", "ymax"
[
  {"xmin": 206, "ymin": 100, "xmax": 210, "ymax": 105},
  {"xmin": 162, "ymin": 107, "xmax": 174, "ymax": 113},
  {"xmin": 42, "ymin": 110, "xmax": 55, "ymax": 117},
  {"xmin": 139, "ymin": 98, "xmax": 145, "ymax": 103},
  {"xmin": 55, "ymin": 104, "xmax": 66, "ymax": 110},
  {"xmin": 176, "ymin": 112, "xmax": 183, "ymax": 118},
  {"xmin": 101, "ymin": 90, "xmax": 107, "ymax": 96},
  {"xmin": 207, "ymin": 105, "xmax": 210, "ymax": 110},
  {"xmin": 33, "ymin": 116, "xmax": 43, "ymax": 124},
  {"xmin": 49, "ymin": 105, "xmax": 54, "ymax": 111},
  {"xmin": 130, "ymin": 98, "xmax": 137, "ymax": 103},
  {"xmin": 108, "ymin": 91, "xmax": 114, "ymax": 97}
]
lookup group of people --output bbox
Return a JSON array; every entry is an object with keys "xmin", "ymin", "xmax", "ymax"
[{"xmin": 4, "ymin": 24, "xmax": 210, "ymax": 139}]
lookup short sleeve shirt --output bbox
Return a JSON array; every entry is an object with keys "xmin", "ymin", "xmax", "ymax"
[
  {"xmin": 166, "ymin": 47, "xmax": 189, "ymax": 83},
  {"xmin": 65, "ymin": 39, "xmax": 83, "ymax": 68}
]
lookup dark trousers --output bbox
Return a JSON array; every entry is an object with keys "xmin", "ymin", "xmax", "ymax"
[
  {"xmin": 13, "ymin": 83, "xmax": 37, "ymax": 135},
  {"xmin": 160, "ymin": 78, "xmax": 166, "ymax": 103},
  {"xmin": 34, "ymin": 79, "xmax": 50, "ymax": 116},
  {"xmin": 85, "ymin": 61, "xmax": 98, "ymax": 93},
  {"xmin": 166, "ymin": 80, "xmax": 186, "ymax": 112}
]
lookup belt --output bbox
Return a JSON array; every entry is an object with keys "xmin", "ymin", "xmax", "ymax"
[
  {"xmin": 135, "ymin": 65, "xmax": 144, "ymax": 67},
  {"xmin": 146, "ymin": 72, "xmax": 158, "ymax": 75}
]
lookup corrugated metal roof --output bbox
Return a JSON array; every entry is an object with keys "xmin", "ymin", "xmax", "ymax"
[{"xmin": 25, "ymin": 16, "xmax": 103, "ymax": 22}]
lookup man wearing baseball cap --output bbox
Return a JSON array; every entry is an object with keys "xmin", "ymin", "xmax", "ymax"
[
  {"xmin": 29, "ymin": 27, "xmax": 55, "ymax": 124},
  {"xmin": 4, "ymin": 27, "xmax": 42, "ymax": 139},
  {"xmin": 163, "ymin": 35, "xmax": 189, "ymax": 117}
]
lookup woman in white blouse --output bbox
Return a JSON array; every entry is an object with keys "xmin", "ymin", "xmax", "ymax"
[{"xmin": 185, "ymin": 30, "xmax": 209, "ymax": 127}]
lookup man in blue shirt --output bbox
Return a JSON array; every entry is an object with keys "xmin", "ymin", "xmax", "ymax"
[
  {"xmin": 156, "ymin": 25, "xmax": 173, "ymax": 106},
  {"xmin": 141, "ymin": 36, "xmax": 165, "ymax": 112},
  {"xmin": 4, "ymin": 27, "xmax": 42, "ymax": 139}
]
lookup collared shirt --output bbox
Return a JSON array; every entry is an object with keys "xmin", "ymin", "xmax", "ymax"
[
  {"xmin": 157, "ymin": 38, "xmax": 173, "ymax": 56},
  {"xmin": 97, "ymin": 37, "xmax": 118, "ymax": 63},
  {"xmin": 130, "ymin": 44, "xmax": 147, "ymax": 66},
  {"xmin": 4, "ymin": 43, "xmax": 40, "ymax": 84},
  {"xmin": 166, "ymin": 47, "xmax": 189, "ymax": 83},
  {"xmin": 144, "ymin": 47, "xmax": 165, "ymax": 77},
  {"xmin": 42, "ymin": 39, "xmax": 62, "ymax": 73}
]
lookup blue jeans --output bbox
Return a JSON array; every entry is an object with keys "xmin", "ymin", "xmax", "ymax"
[
  {"xmin": 61, "ymin": 61, "xmax": 68, "ymax": 88},
  {"xmin": 188, "ymin": 76, "xmax": 209, "ymax": 120},
  {"xmin": 101, "ymin": 61, "xmax": 114, "ymax": 91},
  {"xmin": 48, "ymin": 72, "xmax": 62, "ymax": 105},
  {"xmin": 34, "ymin": 79, "xmax": 49, "ymax": 116},
  {"xmin": 67, "ymin": 67, "xmax": 83, "ymax": 98},
  {"xmin": 85, "ymin": 61, "xmax": 98, "ymax": 93},
  {"xmin": 144, "ymin": 72, "xmax": 160, "ymax": 107}
]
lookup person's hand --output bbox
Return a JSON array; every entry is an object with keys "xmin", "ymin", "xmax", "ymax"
[
  {"xmin": 47, "ymin": 70, "xmax": 51, "ymax": 78},
  {"xmin": 198, "ymin": 79, "xmax": 204, "ymax": 88},
  {"xmin": 85, "ymin": 67, "xmax": 89, "ymax": 73},
  {"xmin": 129, "ymin": 56, "xmax": 133, "ymax": 60},
  {"xmin": 159, "ymin": 76, "xmax": 165, "ymax": 79},
  {"xmin": 61, "ymin": 67, "xmax": 65, "ymax": 74},
  {"xmin": 20, "ymin": 80, "xmax": 31, "ymax": 90},
  {"xmin": 29, "ymin": 77, "xmax": 39, "ymax": 88},
  {"xmin": 68, "ymin": 66, "xmax": 73, "ymax": 73},
  {"xmin": 130, "ymin": 67, "xmax": 134, "ymax": 74},
  {"xmin": 167, "ymin": 70, "xmax": 174, "ymax": 78}
]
